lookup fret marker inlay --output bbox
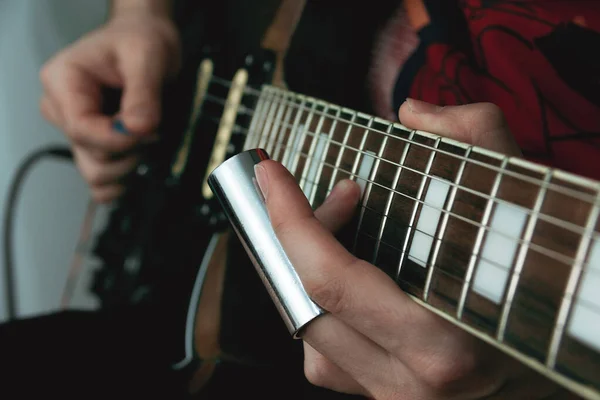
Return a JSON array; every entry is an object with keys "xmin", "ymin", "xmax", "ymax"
[
  {"xmin": 357, "ymin": 151, "xmax": 376, "ymax": 196},
  {"xmin": 473, "ymin": 203, "xmax": 527, "ymax": 304},
  {"xmin": 287, "ymin": 124, "xmax": 307, "ymax": 171},
  {"xmin": 304, "ymin": 133, "xmax": 328, "ymax": 199},
  {"xmin": 408, "ymin": 178, "xmax": 451, "ymax": 267},
  {"xmin": 568, "ymin": 238, "xmax": 600, "ymax": 351}
]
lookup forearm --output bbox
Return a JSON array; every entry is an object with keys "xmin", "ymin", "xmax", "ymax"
[{"xmin": 110, "ymin": 0, "xmax": 174, "ymax": 18}]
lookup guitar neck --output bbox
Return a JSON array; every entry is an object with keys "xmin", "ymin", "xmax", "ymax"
[{"xmin": 235, "ymin": 84, "xmax": 600, "ymax": 398}]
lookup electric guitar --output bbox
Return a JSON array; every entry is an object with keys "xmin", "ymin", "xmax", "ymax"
[{"xmin": 89, "ymin": 3, "xmax": 600, "ymax": 399}]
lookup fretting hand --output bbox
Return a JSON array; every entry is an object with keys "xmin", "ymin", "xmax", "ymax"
[{"xmin": 256, "ymin": 100, "xmax": 570, "ymax": 399}]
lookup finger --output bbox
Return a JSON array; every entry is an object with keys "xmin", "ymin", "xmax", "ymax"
[
  {"xmin": 73, "ymin": 147, "xmax": 139, "ymax": 188},
  {"xmin": 303, "ymin": 314, "xmax": 413, "ymax": 398},
  {"xmin": 258, "ymin": 160, "xmax": 505, "ymax": 395},
  {"xmin": 41, "ymin": 63, "xmax": 140, "ymax": 154},
  {"xmin": 117, "ymin": 43, "xmax": 170, "ymax": 135},
  {"xmin": 302, "ymin": 342, "xmax": 367, "ymax": 395},
  {"xmin": 313, "ymin": 180, "xmax": 361, "ymax": 233},
  {"xmin": 91, "ymin": 184, "xmax": 126, "ymax": 204},
  {"xmin": 39, "ymin": 95, "xmax": 63, "ymax": 127},
  {"xmin": 398, "ymin": 99, "xmax": 522, "ymax": 156}
]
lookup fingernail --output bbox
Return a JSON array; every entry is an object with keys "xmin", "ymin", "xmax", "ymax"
[
  {"xmin": 112, "ymin": 119, "xmax": 130, "ymax": 135},
  {"xmin": 254, "ymin": 164, "xmax": 268, "ymax": 201},
  {"xmin": 324, "ymin": 179, "xmax": 355, "ymax": 205},
  {"xmin": 405, "ymin": 98, "xmax": 444, "ymax": 114},
  {"xmin": 324, "ymin": 180, "xmax": 347, "ymax": 204}
]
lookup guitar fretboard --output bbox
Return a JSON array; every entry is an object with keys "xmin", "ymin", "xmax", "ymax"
[{"xmin": 234, "ymin": 84, "xmax": 600, "ymax": 397}]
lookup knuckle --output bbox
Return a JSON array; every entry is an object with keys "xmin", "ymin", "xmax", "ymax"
[
  {"xmin": 122, "ymin": 35, "xmax": 157, "ymax": 56},
  {"xmin": 68, "ymin": 129, "xmax": 86, "ymax": 144},
  {"xmin": 478, "ymin": 102, "xmax": 507, "ymax": 126},
  {"xmin": 307, "ymin": 274, "xmax": 349, "ymax": 315},
  {"xmin": 86, "ymin": 168, "xmax": 107, "ymax": 187},
  {"xmin": 418, "ymin": 351, "xmax": 479, "ymax": 393},
  {"xmin": 303, "ymin": 356, "xmax": 335, "ymax": 389},
  {"xmin": 91, "ymin": 188, "xmax": 110, "ymax": 204}
]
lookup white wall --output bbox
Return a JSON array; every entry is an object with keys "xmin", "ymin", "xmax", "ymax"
[{"xmin": 0, "ymin": 1, "xmax": 109, "ymax": 322}]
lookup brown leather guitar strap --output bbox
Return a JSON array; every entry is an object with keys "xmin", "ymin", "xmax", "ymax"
[{"xmin": 260, "ymin": 0, "xmax": 307, "ymax": 87}]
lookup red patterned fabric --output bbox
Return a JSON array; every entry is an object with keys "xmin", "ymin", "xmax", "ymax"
[{"xmin": 371, "ymin": 1, "xmax": 600, "ymax": 180}]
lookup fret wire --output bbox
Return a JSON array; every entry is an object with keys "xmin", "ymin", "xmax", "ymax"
[
  {"xmin": 309, "ymin": 106, "xmax": 342, "ymax": 206},
  {"xmin": 207, "ymin": 84, "xmax": 597, "ymax": 204},
  {"xmin": 357, "ymin": 201, "xmax": 600, "ymax": 316},
  {"xmin": 374, "ymin": 130, "xmax": 416, "ymax": 271},
  {"xmin": 397, "ymin": 136, "xmax": 442, "ymax": 280},
  {"xmin": 350, "ymin": 118, "xmax": 375, "ymax": 253},
  {"xmin": 248, "ymin": 87, "xmax": 274, "ymax": 150},
  {"xmin": 280, "ymin": 95, "xmax": 307, "ymax": 168},
  {"xmin": 264, "ymin": 89, "xmax": 289, "ymax": 155},
  {"xmin": 350, "ymin": 118, "xmax": 374, "ymax": 181},
  {"xmin": 242, "ymin": 88, "xmax": 268, "ymax": 150},
  {"xmin": 307, "ymin": 171, "xmax": 538, "ymax": 281},
  {"xmin": 317, "ymin": 184, "xmax": 600, "ymax": 317},
  {"xmin": 457, "ymin": 157, "xmax": 509, "ymax": 320},
  {"xmin": 273, "ymin": 138, "xmax": 599, "ymax": 273},
  {"xmin": 424, "ymin": 145, "xmax": 473, "ymax": 301},
  {"xmin": 252, "ymin": 86, "xmax": 276, "ymax": 150},
  {"xmin": 497, "ymin": 169, "xmax": 553, "ymax": 342},
  {"xmin": 299, "ymin": 102, "xmax": 330, "ymax": 194},
  {"xmin": 290, "ymin": 99, "xmax": 317, "ymax": 176},
  {"xmin": 355, "ymin": 131, "xmax": 390, "ymax": 258},
  {"xmin": 241, "ymin": 123, "xmax": 600, "ymax": 268},
  {"xmin": 273, "ymin": 92, "xmax": 295, "ymax": 161},
  {"xmin": 356, "ymin": 218, "xmax": 548, "ymax": 299},
  {"xmin": 257, "ymin": 87, "xmax": 282, "ymax": 150},
  {"xmin": 226, "ymin": 113, "xmax": 596, "ymax": 240},
  {"xmin": 547, "ymin": 190, "xmax": 600, "ymax": 368},
  {"xmin": 328, "ymin": 111, "xmax": 357, "ymax": 192}
]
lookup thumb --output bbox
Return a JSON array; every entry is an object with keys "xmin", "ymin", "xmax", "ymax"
[
  {"xmin": 398, "ymin": 99, "xmax": 522, "ymax": 157},
  {"xmin": 118, "ymin": 47, "xmax": 170, "ymax": 135}
]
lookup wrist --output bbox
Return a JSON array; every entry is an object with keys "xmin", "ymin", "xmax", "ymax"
[{"xmin": 110, "ymin": 0, "xmax": 173, "ymax": 19}]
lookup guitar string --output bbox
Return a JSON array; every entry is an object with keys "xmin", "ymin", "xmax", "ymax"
[
  {"xmin": 239, "ymin": 138, "xmax": 600, "ymax": 317},
  {"xmin": 273, "ymin": 154, "xmax": 600, "ymax": 318},
  {"xmin": 257, "ymin": 131, "xmax": 599, "ymax": 274},
  {"xmin": 199, "ymin": 103, "xmax": 600, "ymax": 243},
  {"xmin": 187, "ymin": 106, "xmax": 598, "ymax": 275},
  {"xmin": 354, "ymin": 226, "xmax": 600, "ymax": 317},
  {"xmin": 198, "ymin": 90, "xmax": 600, "ymax": 325},
  {"xmin": 209, "ymin": 76, "xmax": 600, "ymax": 205}
]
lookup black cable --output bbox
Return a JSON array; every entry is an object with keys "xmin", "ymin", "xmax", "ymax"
[{"xmin": 3, "ymin": 145, "xmax": 73, "ymax": 321}]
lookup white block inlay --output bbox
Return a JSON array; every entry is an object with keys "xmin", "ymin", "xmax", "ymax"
[
  {"xmin": 303, "ymin": 133, "xmax": 328, "ymax": 199},
  {"xmin": 356, "ymin": 151, "xmax": 376, "ymax": 196},
  {"xmin": 473, "ymin": 202, "xmax": 527, "ymax": 304},
  {"xmin": 287, "ymin": 124, "xmax": 307, "ymax": 171},
  {"xmin": 408, "ymin": 178, "xmax": 451, "ymax": 267},
  {"xmin": 408, "ymin": 231, "xmax": 434, "ymax": 267},
  {"xmin": 567, "ymin": 298, "xmax": 600, "ymax": 352},
  {"xmin": 568, "ymin": 238, "xmax": 600, "ymax": 351}
]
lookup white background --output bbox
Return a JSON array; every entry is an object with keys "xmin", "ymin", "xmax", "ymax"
[{"xmin": 0, "ymin": 0, "xmax": 110, "ymax": 322}]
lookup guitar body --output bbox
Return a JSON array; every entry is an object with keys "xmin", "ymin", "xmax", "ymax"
[
  {"xmin": 88, "ymin": 1, "xmax": 600, "ymax": 399},
  {"xmin": 91, "ymin": 2, "xmax": 391, "ymax": 398}
]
